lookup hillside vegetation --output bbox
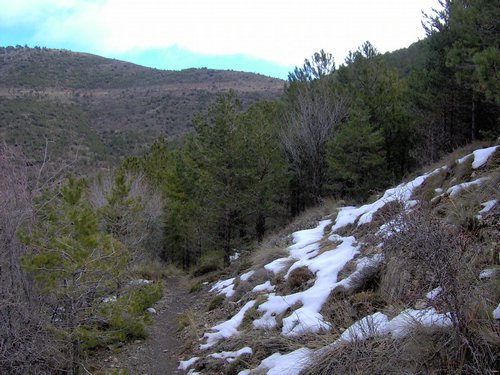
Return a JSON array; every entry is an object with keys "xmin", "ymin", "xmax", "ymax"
[
  {"xmin": 180, "ymin": 142, "xmax": 499, "ymax": 375},
  {"xmin": 0, "ymin": 0, "xmax": 498, "ymax": 374},
  {"xmin": 0, "ymin": 46, "xmax": 283, "ymax": 164}
]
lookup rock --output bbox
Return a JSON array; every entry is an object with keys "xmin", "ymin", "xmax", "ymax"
[
  {"xmin": 146, "ymin": 307, "xmax": 157, "ymax": 314},
  {"xmin": 479, "ymin": 268, "xmax": 497, "ymax": 280}
]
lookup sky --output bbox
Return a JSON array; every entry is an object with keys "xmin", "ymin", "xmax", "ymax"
[{"xmin": 0, "ymin": 0, "xmax": 440, "ymax": 79}]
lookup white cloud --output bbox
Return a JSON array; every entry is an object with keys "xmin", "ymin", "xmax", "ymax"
[{"xmin": 1, "ymin": 0, "xmax": 440, "ymax": 67}]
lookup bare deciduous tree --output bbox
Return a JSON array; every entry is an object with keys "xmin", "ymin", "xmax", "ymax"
[
  {"xmin": 0, "ymin": 144, "xmax": 63, "ymax": 374},
  {"xmin": 282, "ymin": 81, "xmax": 347, "ymax": 208},
  {"xmin": 88, "ymin": 171, "xmax": 164, "ymax": 261}
]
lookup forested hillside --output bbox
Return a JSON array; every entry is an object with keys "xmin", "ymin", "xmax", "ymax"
[
  {"xmin": 0, "ymin": 47, "xmax": 283, "ymax": 165},
  {"xmin": 0, "ymin": 0, "xmax": 498, "ymax": 374}
]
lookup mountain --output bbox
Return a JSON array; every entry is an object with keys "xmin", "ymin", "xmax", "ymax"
[{"xmin": 0, "ymin": 46, "xmax": 284, "ymax": 166}]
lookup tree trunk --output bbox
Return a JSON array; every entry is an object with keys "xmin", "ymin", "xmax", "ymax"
[
  {"xmin": 471, "ymin": 94, "xmax": 477, "ymax": 141},
  {"xmin": 223, "ymin": 210, "xmax": 231, "ymax": 266},
  {"xmin": 255, "ymin": 212, "xmax": 266, "ymax": 243}
]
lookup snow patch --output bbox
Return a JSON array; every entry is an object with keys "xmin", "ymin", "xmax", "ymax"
[
  {"xmin": 102, "ymin": 296, "xmax": 117, "ymax": 303},
  {"xmin": 332, "ymin": 168, "xmax": 443, "ymax": 232},
  {"xmin": 493, "ymin": 304, "xmax": 500, "ymax": 320},
  {"xmin": 240, "ymin": 347, "xmax": 312, "ymax": 375},
  {"xmin": 340, "ymin": 312, "xmax": 390, "ymax": 341},
  {"xmin": 447, "ymin": 177, "xmax": 490, "ymax": 197},
  {"xmin": 479, "ymin": 268, "xmax": 497, "ymax": 280},
  {"xmin": 209, "ymin": 347, "xmax": 253, "ymax": 363},
  {"xmin": 210, "ymin": 277, "xmax": 235, "ymax": 298},
  {"xmin": 230, "ymin": 252, "xmax": 240, "ymax": 262},
  {"xmin": 472, "ymin": 146, "xmax": 498, "ymax": 168},
  {"xmin": 339, "ymin": 308, "xmax": 452, "ymax": 342},
  {"xmin": 337, "ymin": 254, "xmax": 384, "ymax": 289},
  {"xmin": 201, "ymin": 300, "xmax": 256, "ymax": 349},
  {"xmin": 252, "ymin": 281, "xmax": 275, "ymax": 293},
  {"xmin": 388, "ymin": 308, "xmax": 453, "ymax": 338},
  {"xmin": 426, "ymin": 287, "xmax": 443, "ymax": 301},
  {"xmin": 254, "ymin": 235, "xmax": 359, "ymax": 335},
  {"xmin": 264, "ymin": 257, "xmax": 290, "ymax": 274},
  {"xmin": 129, "ymin": 279, "xmax": 153, "ymax": 286},
  {"xmin": 458, "ymin": 146, "xmax": 498, "ymax": 169},
  {"xmin": 178, "ymin": 357, "xmax": 199, "ymax": 371},
  {"xmin": 240, "ymin": 270, "xmax": 255, "ymax": 281},
  {"xmin": 476, "ymin": 199, "xmax": 497, "ymax": 219}
]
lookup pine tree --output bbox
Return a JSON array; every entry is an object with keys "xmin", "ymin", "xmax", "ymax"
[
  {"xmin": 336, "ymin": 41, "xmax": 413, "ymax": 181},
  {"xmin": 326, "ymin": 105, "xmax": 387, "ymax": 200},
  {"xmin": 20, "ymin": 177, "xmax": 129, "ymax": 374}
]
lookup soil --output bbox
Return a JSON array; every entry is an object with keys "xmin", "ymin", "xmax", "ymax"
[{"xmin": 91, "ymin": 276, "xmax": 200, "ymax": 375}]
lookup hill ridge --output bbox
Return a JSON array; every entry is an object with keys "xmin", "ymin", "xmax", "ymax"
[{"xmin": 0, "ymin": 46, "xmax": 284, "ymax": 166}]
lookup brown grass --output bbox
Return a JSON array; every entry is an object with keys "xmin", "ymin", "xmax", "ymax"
[
  {"xmin": 250, "ymin": 245, "xmax": 289, "ymax": 269},
  {"xmin": 287, "ymin": 267, "xmax": 315, "ymax": 292}
]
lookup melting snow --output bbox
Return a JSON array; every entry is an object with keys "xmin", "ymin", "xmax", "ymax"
[
  {"xmin": 254, "ymin": 235, "xmax": 359, "ymax": 335},
  {"xmin": 337, "ymin": 254, "xmax": 384, "ymax": 289},
  {"xmin": 332, "ymin": 168, "xmax": 444, "ymax": 232},
  {"xmin": 210, "ymin": 277, "xmax": 235, "ymax": 298},
  {"xmin": 129, "ymin": 279, "xmax": 153, "ymax": 286},
  {"xmin": 200, "ymin": 300, "xmax": 256, "ymax": 349},
  {"xmin": 476, "ymin": 199, "xmax": 497, "ymax": 219},
  {"xmin": 209, "ymin": 347, "xmax": 253, "ymax": 363},
  {"xmin": 340, "ymin": 308, "xmax": 453, "ymax": 342},
  {"xmin": 339, "ymin": 312, "xmax": 390, "ymax": 341},
  {"xmin": 447, "ymin": 177, "xmax": 490, "ymax": 197},
  {"xmin": 240, "ymin": 270, "xmax": 255, "ymax": 281},
  {"xmin": 426, "ymin": 287, "xmax": 443, "ymax": 301},
  {"xmin": 479, "ymin": 268, "xmax": 497, "ymax": 280},
  {"xmin": 493, "ymin": 304, "xmax": 500, "ymax": 320},
  {"xmin": 252, "ymin": 281, "xmax": 275, "ymax": 293},
  {"xmin": 457, "ymin": 145, "xmax": 498, "ymax": 169},
  {"xmin": 193, "ymin": 145, "xmax": 498, "ymax": 374},
  {"xmin": 102, "ymin": 296, "xmax": 117, "ymax": 303},
  {"xmin": 239, "ymin": 347, "xmax": 312, "ymax": 375},
  {"xmin": 388, "ymin": 308, "xmax": 453, "ymax": 338},
  {"xmin": 178, "ymin": 357, "xmax": 199, "ymax": 371},
  {"xmin": 264, "ymin": 257, "xmax": 291, "ymax": 274}
]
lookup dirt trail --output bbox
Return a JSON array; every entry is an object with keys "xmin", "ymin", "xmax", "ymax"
[{"xmin": 97, "ymin": 277, "xmax": 196, "ymax": 375}]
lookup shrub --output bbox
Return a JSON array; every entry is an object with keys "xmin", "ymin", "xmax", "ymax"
[
  {"xmin": 79, "ymin": 283, "xmax": 162, "ymax": 350},
  {"xmin": 131, "ymin": 258, "xmax": 182, "ymax": 281},
  {"xmin": 378, "ymin": 205, "xmax": 498, "ymax": 373},
  {"xmin": 231, "ymin": 280, "xmax": 253, "ymax": 301},
  {"xmin": 288, "ymin": 267, "xmax": 314, "ymax": 291},
  {"xmin": 241, "ymin": 306, "xmax": 263, "ymax": 329},
  {"xmin": 192, "ymin": 251, "xmax": 224, "ymax": 276},
  {"xmin": 189, "ymin": 281, "xmax": 203, "ymax": 293},
  {"xmin": 349, "ymin": 291, "xmax": 386, "ymax": 317},
  {"xmin": 208, "ymin": 295, "xmax": 225, "ymax": 311}
]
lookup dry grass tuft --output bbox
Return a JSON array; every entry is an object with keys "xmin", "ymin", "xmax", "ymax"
[
  {"xmin": 251, "ymin": 245, "xmax": 289, "ymax": 269},
  {"xmin": 176, "ymin": 309, "xmax": 202, "ymax": 353},
  {"xmin": 131, "ymin": 259, "xmax": 186, "ymax": 282},
  {"xmin": 302, "ymin": 336, "xmax": 400, "ymax": 375},
  {"xmin": 287, "ymin": 267, "xmax": 315, "ymax": 292},
  {"xmin": 349, "ymin": 291, "xmax": 386, "ymax": 317},
  {"xmin": 231, "ymin": 280, "xmax": 253, "ymax": 302}
]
